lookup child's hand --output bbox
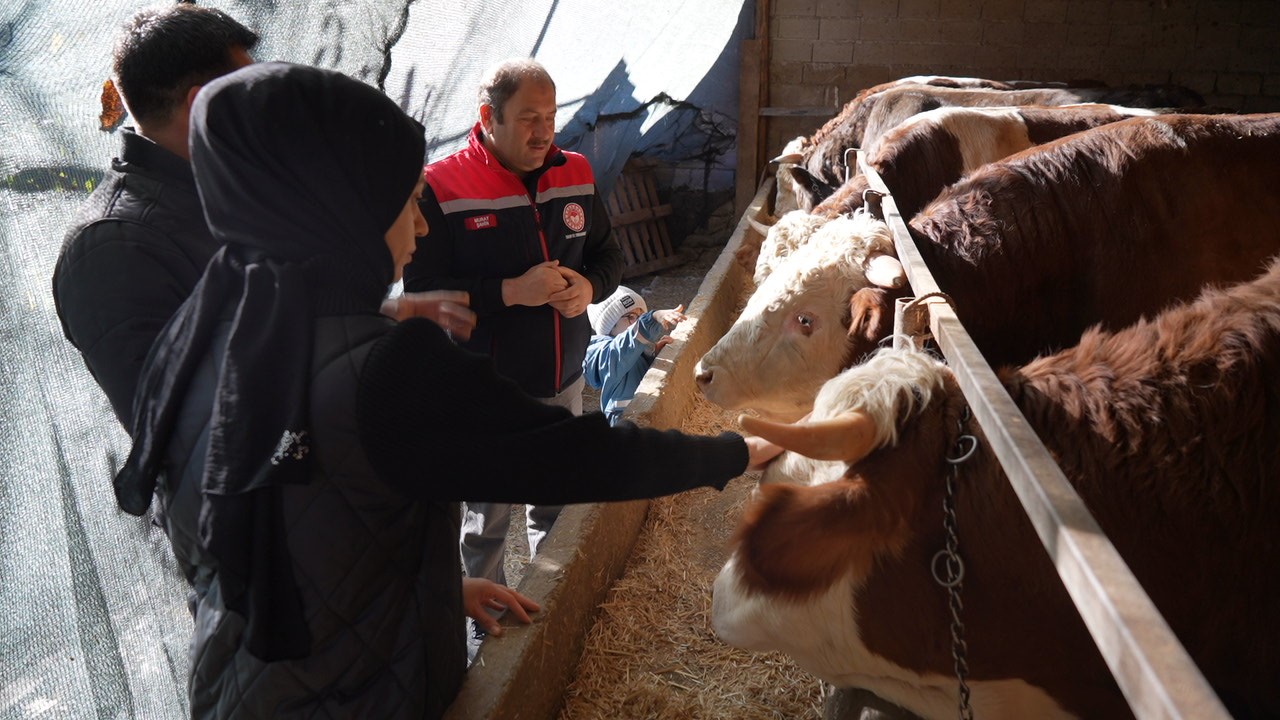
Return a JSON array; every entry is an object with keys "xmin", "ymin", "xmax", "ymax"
[
  {"xmin": 462, "ymin": 578, "xmax": 540, "ymax": 636},
  {"xmin": 654, "ymin": 335, "xmax": 675, "ymax": 353},
  {"xmin": 653, "ymin": 304, "xmax": 686, "ymax": 330}
]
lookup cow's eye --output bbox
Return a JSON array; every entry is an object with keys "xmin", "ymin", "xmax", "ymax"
[{"xmin": 797, "ymin": 313, "xmax": 814, "ymax": 335}]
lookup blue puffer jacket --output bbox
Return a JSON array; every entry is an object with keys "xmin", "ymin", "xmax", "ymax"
[
  {"xmin": 583, "ymin": 311, "xmax": 666, "ymax": 425},
  {"xmin": 158, "ymin": 313, "xmax": 465, "ymax": 719}
]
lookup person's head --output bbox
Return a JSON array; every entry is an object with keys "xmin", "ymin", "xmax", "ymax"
[
  {"xmin": 191, "ymin": 62, "xmax": 427, "ymax": 298},
  {"xmin": 477, "ymin": 58, "xmax": 557, "ymax": 176},
  {"xmin": 384, "ymin": 174, "xmax": 429, "ymax": 282},
  {"xmin": 112, "ymin": 3, "xmax": 257, "ymax": 155},
  {"xmin": 589, "ymin": 286, "xmax": 647, "ymax": 336}
]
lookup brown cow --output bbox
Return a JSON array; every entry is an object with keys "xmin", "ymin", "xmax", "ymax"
[
  {"xmin": 695, "ymin": 113, "xmax": 1280, "ymax": 420},
  {"xmin": 750, "ymin": 98, "xmax": 1142, "ymax": 281},
  {"xmin": 769, "ymin": 77, "xmax": 1030, "ymax": 218},
  {"xmin": 789, "ymin": 81, "xmax": 1203, "ymax": 209},
  {"xmin": 713, "ymin": 257, "xmax": 1280, "ymax": 719},
  {"xmin": 810, "ymin": 103, "xmax": 1156, "ymax": 221}
]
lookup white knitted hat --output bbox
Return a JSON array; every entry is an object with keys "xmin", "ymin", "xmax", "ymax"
[{"xmin": 588, "ymin": 286, "xmax": 647, "ymax": 335}]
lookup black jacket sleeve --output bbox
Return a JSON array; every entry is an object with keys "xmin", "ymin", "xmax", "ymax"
[
  {"xmin": 405, "ymin": 186, "xmax": 509, "ymax": 319},
  {"xmin": 356, "ymin": 318, "xmax": 748, "ymax": 504},
  {"xmin": 52, "ymin": 220, "xmax": 206, "ymax": 431}
]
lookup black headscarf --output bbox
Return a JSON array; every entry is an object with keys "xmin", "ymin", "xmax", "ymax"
[{"xmin": 113, "ymin": 62, "xmax": 426, "ymax": 660}]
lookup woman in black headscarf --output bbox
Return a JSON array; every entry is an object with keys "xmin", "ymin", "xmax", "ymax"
[{"xmin": 114, "ymin": 62, "xmax": 778, "ymax": 718}]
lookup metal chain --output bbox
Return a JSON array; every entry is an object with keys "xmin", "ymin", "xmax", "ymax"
[{"xmin": 932, "ymin": 407, "xmax": 977, "ymax": 720}]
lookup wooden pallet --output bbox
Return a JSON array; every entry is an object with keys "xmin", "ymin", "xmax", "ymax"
[{"xmin": 606, "ymin": 160, "xmax": 689, "ymax": 278}]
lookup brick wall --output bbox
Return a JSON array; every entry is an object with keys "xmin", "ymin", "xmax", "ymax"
[{"xmin": 763, "ymin": 0, "xmax": 1280, "ymax": 155}]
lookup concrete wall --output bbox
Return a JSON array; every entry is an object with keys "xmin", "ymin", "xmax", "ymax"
[{"xmin": 764, "ymin": 0, "xmax": 1280, "ymax": 154}]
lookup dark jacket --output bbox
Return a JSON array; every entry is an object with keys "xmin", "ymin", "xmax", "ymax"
[
  {"xmin": 163, "ymin": 313, "xmax": 466, "ymax": 719},
  {"xmin": 160, "ymin": 314, "xmax": 748, "ymax": 719},
  {"xmin": 123, "ymin": 63, "xmax": 744, "ymax": 718},
  {"xmin": 52, "ymin": 129, "xmax": 221, "ymax": 430},
  {"xmin": 405, "ymin": 124, "xmax": 623, "ymax": 398}
]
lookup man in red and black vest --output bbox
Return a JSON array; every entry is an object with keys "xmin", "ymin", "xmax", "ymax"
[{"xmin": 404, "ymin": 58, "xmax": 624, "ymax": 606}]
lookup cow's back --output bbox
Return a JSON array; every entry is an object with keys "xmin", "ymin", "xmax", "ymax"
[
  {"xmin": 1001, "ymin": 260, "xmax": 1280, "ymax": 718},
  {"xmin": 860, "ymin": 104, "xmax": 1153, "ymax": 220},
  {"xmin": 911, "ymin": 113, "xmax": 1280, "ymax": 368},
  {"xmin": 857, "ymin": 86, "xmax": 1088, "ymax": 156}
]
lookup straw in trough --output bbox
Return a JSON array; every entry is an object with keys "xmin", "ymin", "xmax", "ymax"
[{"xmin": 558, "ymin": 395, "xmax": 823, "ymax": 720}]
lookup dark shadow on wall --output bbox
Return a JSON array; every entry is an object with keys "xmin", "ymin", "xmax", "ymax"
[
  {"xmin": 3, "ymin": 165, "xmax": 104, "ymax": 194},
  {"xmin": 555, "ymin": 58, "xmax": 738, "ymax": 204},
  {"xmin": 552, "ymin": 0, "xmax": 748, "ymax": 235}
]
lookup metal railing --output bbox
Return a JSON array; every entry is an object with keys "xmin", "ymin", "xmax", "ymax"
[{"xmin": 858, "ymin": 154, "xmax": 1231, "ymax": 720}]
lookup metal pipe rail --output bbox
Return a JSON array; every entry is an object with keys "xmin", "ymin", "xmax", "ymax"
[{"xmin": 858, "ymin": 154, "xmax": 1231, "ymax": 720}]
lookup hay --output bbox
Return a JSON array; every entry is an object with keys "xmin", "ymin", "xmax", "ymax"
[{"xmin": 558, "ymin": 394, "xmax": 823, "ymax": 720}]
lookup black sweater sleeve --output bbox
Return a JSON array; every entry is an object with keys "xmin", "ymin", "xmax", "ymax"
[{"xmin": 357, "ymin": 318, "xmax": 748, "ymax": 504}]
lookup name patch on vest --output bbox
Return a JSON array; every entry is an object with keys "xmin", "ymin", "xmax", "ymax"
[{"xmin": 465, "ymin": 213, "xmax": 498, "ymax": 231}]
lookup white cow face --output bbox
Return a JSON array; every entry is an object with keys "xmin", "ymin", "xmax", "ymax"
[
  {"xmin": 714, "ymin": 350, "xmax": 950, "ymax": 676},
  {"xmin": 696, "ymin": 214, "xmax": 898, "ymax": 421},
  {"xmin": 697, "ymin": 255, "xmax": 862, "ymax": 421}
]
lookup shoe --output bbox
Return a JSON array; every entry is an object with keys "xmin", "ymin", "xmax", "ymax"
[{"xmin": 466, "ymin": 619, "xmax": 486, "ymax": 666}]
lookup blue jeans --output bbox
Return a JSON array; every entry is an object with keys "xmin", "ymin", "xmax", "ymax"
[{"xmin": 460, "ymin": 376, "xmax": 583, "ymax": 585}]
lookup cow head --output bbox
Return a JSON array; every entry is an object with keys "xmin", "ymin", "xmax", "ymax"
[
  {"xmin": 812, "ymin": 173, "xmax": 875, "ymax": 218},
  {"xmin": 714, "ymin": 348, "xmax": 1104, "ymax": 718},
  {"xmin": 696, "ymin": 213, "xmax": 906, "ymax": 421},
  {"xmin": 712, "ymin": 350, "xmax": 961, "ymax": 695},
  {"xmin": 783, "ymin": 164, "xmax": 843, "ymax": 212}
]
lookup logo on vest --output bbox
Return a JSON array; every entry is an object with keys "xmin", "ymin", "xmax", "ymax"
[
  {"xmin": 270, "ymin": 429, "xmax": 310, "ymax": 465},
  {"xmin": 465, "ymin": 213, "xmax": 498, "ymax": 231},
  {"xmin": 563, "ymin": 202, "xmax": 586, "ymax": 233}
]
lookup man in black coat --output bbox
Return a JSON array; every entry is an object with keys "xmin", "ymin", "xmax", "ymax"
[{"xmin": 52, "ymin": 4, "xmax": 257, "ymax": 432}]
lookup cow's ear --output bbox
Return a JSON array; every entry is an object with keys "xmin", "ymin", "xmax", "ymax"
[
  {"xmin": 849, "ymin": 287, "xmax": 891, "ymax": 342},
  {"xmin": 733, "ymin": 481, "xmax": 870, "ymax": 597}
]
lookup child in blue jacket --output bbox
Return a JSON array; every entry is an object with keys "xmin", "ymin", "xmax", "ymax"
[{"xmin": 584, "ymin": 286, "xmax": 686, "ymax": 425}]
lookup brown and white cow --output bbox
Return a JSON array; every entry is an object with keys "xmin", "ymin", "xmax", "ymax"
[
  {"xmin": 752, "ymin": 103, "xmax": 1156, "ymax": 278},
  {"xmin": 778, "ymin": 78, "xmax": 1038, "ymax": 213},
  {"xmin": 712, "ymin": 257, "xmax": 1280, "ymax": 719},
  {"xmin": 809, "ymin": 103, "xmax": 1157, "ymax": 221},
  {"xmin": 788, "ymin": 82, "xmax": 1202, "ymax": 210},
  {"xmin": 768, "ymin": 76, "xmax": 1111, "ymax": 215},
  {"xmin": 696, "ymin": 113, "xmax": 1280, "ymax": 420}
]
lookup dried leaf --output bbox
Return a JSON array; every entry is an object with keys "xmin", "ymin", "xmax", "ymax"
[{"xmin": 99, "ymin": 78, "xmax": 126, "ymax": 131}]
